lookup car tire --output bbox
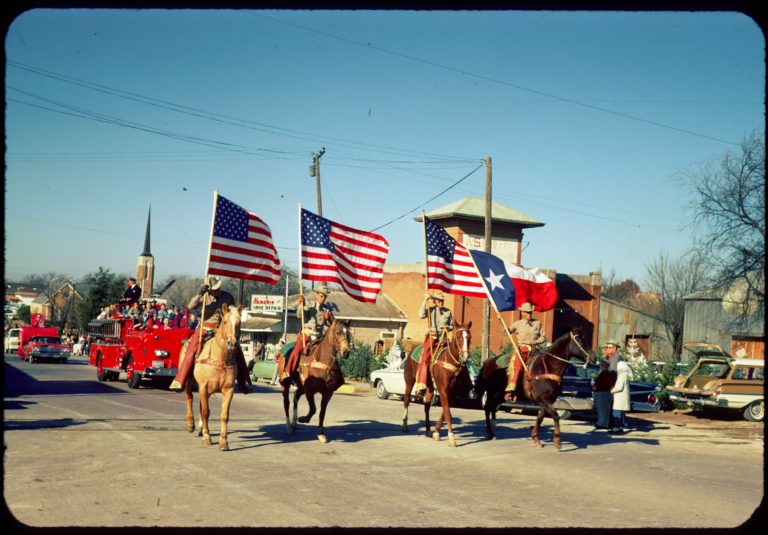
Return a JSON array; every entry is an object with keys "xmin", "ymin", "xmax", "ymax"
[
  {"xmin": 556, "ymin": 409, "xmax": 572, "ymax": 420},
  {"xmin": 96, "ymin": 354, "xmax": 110, "ymax": 382},
  {"xmin": 29, "ymin": 355, "xmax": 35, "ymax": 364},
  {"xmin": 375, "ymin": 381, "xmax": 389, "ymax": 400},
  {"xmin": 743, "ymin": 400, "xmax": 764, "ymax": 422},
  {"xmin": 126, "ymin": 355, "xmax": 142, "ymax": 389}
]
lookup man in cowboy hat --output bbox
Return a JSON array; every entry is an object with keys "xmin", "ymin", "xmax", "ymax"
[
  {"xmin": 414, "ymin": 291, "xmax": 454, "ymax": 394},
  {"xmin": 283, "ymin": 285, "xmax": 336, "ymax": 379},
  {"xmin": 505, "ymin": 302, "xmax": 547, "ymax": 401},
  {"xmin": 169, "ymin": 275, "xmax": 251, "ymax": 394}
]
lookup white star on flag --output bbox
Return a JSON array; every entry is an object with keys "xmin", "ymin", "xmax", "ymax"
[{"xmin": 485, "ymin": 269, "xmax": 505, "ymax": 291}]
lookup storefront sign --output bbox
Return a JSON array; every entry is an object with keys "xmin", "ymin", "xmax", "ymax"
[{"xmin": 250, "ymin": 294, "xmax": 284, "ymax": 313}]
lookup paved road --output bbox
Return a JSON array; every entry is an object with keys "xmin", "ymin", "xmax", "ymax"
[{"xmin": 3, "ymin": 354, "xmax": 763, "ymax": 529}]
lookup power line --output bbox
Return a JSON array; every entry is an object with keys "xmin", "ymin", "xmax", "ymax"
[{"xmin": 257, "ymin": 14, "xmax": 741, "ymax": 147}]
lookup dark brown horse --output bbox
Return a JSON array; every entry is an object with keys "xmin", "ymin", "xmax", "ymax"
[
  {"xmin": 278, "ymin": 312, "xmax": 351, "ymax": 443},
  {"xmin": 401, "ymin": 321, "xmax": 472, "ymax": 447},
  {"xmin": 475, "ymin": 328, "xmax": 593, "ymax": 449}
]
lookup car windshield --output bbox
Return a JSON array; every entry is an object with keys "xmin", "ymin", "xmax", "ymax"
[
  {"xmin": 31, "ymin": 337, "xmax": 61, "ymax": 344},
  {"xmin": 692, "ymin": 362, "xmax": 730, "ymax": 378}
]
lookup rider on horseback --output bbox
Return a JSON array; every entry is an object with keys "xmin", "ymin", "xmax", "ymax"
[
  {"xmin": 504, "ymin": 302, "xmax": 546, "ymax": 402},
  {"xmin": 169, "ymin": 276, "xmax": 251, "ymax": 394},
  {"xmin": 283, "ymin": 285, "xmax": 335, "ymax": 380},
  {"xmin": 415, "ymin": 292, "xmax": 453, "ymax": 395}
]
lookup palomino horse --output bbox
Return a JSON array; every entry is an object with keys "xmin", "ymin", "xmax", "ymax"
[
  {"xmin": 401, "ymin": 321, "xmax": 472, "ymax": 447},
  {"xmin": 475, "ymin": 328, "xmax": 593, "ymax": 449},
  {"xmin": 278, "ymin": 312, "xmax": 351, "ymax": 443},
  {"xmin": 180, "ymin": 304, "xmax": 242, "ymax": 451}
]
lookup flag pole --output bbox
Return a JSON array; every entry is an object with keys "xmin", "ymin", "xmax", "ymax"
[
  {"xmin": 467, "ymin": 250, "xmax": 528, "ymax": 374},
  {"xmin": 200, "ymin": 189, "xmax": 219, "ymax": 347},
  {"xmin": 297, "ymin": 204, "xmax": 306, "ymax": 342},
  {"xmin": 421, "ymin": 211, "xmax": 435, "ymax": 347}
]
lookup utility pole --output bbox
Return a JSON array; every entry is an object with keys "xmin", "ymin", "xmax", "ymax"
[
  {"xmin": 310, "ymin": 148, "xmax": 326, "ymax": 216},
  {"xmin": 482, "ymin": 156, "xmax": 492, "ymax": 363}
]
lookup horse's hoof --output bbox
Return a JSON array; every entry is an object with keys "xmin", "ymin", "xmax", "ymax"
[
  {"xmin": 532, "ymin": 440, "xmax": 542, "ymax": 449},
  {"xmin": 298, "ymin": 416, "xmax": 310, "ymax": 424},
  {"xmin": 219, "ymin": 442, "xmax": 230, "ymax": 451},
  {"xmin": 285, "ymin": 426, "xmax": 294, "ymax": 435},
  {"xmin": 401, "ymin": 426, "xmax": 409, "ymax": 433},
  {"xmin": 186, "ymin": 424, "xmax": 195, "ymax": 433},
  {"xmin": 202, "ymin": 438, "xmax": 212, "ymax": 446},
  {"xmin": 448, "ymin": 438, "xmax": 457, "ymax": 447},
  {"xmin": 317, "ymin": 434, "xmax": 327, "ymax": 444},
  {"xmin": 486, "ymin": 434, "xmax": 496, "ymax": 441},
  {"xmin": 432, "ymin": 431, "xmax": 440, "ymax": 441}
]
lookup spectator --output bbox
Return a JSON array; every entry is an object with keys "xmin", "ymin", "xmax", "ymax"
[
  {"xmin": 610, "ymin": 361, "xmax": 633, "ymax": 434},
  {"xmin": 592, "ymin": 360, "xmax": 616, "ymax": 431},
  {"xmin": 162, "ymin": 317, "xmax": 173, "ymax": 330}
]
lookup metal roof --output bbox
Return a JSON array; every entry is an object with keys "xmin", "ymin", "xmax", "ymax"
[
  {"xmin": 287, "ymin": 290, "xmax": 408, "ymax": 322},
  {"xmin": 414, "ymin": 197, "xmax": 544, "ymax": 228},
  {"xmin": 241, "ymin": 316, "xmax": 282, "ymax": 332}
]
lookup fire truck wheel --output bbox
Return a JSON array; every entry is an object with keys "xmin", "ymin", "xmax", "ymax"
[
  {"xmin": 126, "ymin": 355, "xmax": 142, "ymax": 389},
  {"xmin": 29, "ymin": 355, "xmax": 35, "ymax": 364},
  {"xmin": 96, "ymin": 355, "xmax": 110, "ymax": 382}
]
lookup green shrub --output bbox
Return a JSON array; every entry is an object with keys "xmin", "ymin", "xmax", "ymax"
[{"xmin": 340, "ymin": 343, "xmax": 378, "ymax": 381}]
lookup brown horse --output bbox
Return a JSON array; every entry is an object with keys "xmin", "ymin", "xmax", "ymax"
[
  {"xmin": 279, "ymin": 312, "xmax": 351, "ymax": 443},
  {"xmin": 180, "ymin": 304, "xmax": 242, "ymax": 451},
  {"xmin": 475, "ymin": 328, "xmax": 593, "ymax": 449},
  {"xmin": 401, "ymin": 321, "xmax": 472, "ymax": 447}
]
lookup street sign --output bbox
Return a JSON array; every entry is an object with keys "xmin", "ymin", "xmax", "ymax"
[{"xmin": 250, "ymin": 294, "xmax": 284, "ymax": 314}]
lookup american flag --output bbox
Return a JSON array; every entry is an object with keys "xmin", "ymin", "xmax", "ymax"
[
  {"xmin": 425, "ymin": 216, "xmax": 486, "ymax": 298},
  {"xmin": 300, "ymin": 208, "xmax": 389, "ymax": 303},
  {"xmin": 208, "ymin": 194, "xmax": 281, "ymax": 284}
]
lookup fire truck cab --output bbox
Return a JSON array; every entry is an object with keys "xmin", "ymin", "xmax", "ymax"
[{"xmin": 87, "ymin": 317, "xmax": 193, "ymax": 389}]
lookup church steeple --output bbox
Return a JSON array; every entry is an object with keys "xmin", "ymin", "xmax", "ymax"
[
  {"xmin": 142, "ymin": 205, "xmax": 151, "ymax": 256},
  {"xmin": 136, "ymin": 205, "xmax": 154, "ymax": 299}
]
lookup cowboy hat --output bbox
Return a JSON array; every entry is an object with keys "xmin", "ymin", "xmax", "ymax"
[
  {"xmin": 604, "ymin": 339, "xmax": 620, "ymax": 348},
  {"xmin": 204, "ymin": 275, "xmax": 222, "ymax": 290},
  {"xmin": 313, "ymin": 285, "xmax": 330, "ymax": 296},
  {"xmin": 520, "ymin": 302, "xmax": 534, "ymax": 313},
  {"xmin": 429, "ymin": 292, "xmax": 445, "ymax": 301}
]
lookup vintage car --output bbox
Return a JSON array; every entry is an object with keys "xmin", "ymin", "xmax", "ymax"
[
  {"xmin": 249, "ymin": 342, "xmax": 294, "ymax": 383},
  {"xmin": 4, "ymin": 327, "xmax": 21, "ymax": 353},
  {"xmin": 23, "ymin": 335, "xmax": 71, "ymax": 363},
  {"xmin": 369, "ymin": 355, "xmax": 478, "ymax": 407},
  {"xmin": 667, "ymin": 343, "xmax": 764, "ymax": 422}
]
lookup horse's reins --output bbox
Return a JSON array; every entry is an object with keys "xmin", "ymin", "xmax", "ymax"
[
  {"xmin": 433, "ymin": 328, "xmax": 469, "ymax": 374},
  {"xmin": 525, "ymin": 332, "xmax": 589, "ymax": 383}
]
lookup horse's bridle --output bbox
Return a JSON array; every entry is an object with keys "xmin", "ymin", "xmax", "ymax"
[
  {"xmin": 434, "ymin": 327, "xmax": 470, "ymax": 372},
  {"xmin": 532, "ymin": 332, "xmax": 591, "ymax": 369}
]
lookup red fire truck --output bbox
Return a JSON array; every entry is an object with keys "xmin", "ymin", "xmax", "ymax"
[{"xmin": 87, "ymin": 317, "xmax": 193, "ymax": 389}]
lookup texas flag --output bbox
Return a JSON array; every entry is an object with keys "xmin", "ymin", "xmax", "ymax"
[{"xmin": 468, "ymin": 249, "xmax": 558, "ymax": 313}]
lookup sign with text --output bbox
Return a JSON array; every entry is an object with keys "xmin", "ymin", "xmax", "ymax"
[{"xmin": 250, "ymin": 294, "xmax": 284, "ymax": 314}]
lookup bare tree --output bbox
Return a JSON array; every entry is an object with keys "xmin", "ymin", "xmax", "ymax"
[
  {"xmin": 684, "ymin": 131, "xmax": 765, "ymax": 317},
  {"xmin": 644, "ymin": 251, "xmax": 709, "ymax": 360}
]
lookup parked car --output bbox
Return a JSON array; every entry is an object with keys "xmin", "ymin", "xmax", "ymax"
[
  {"xmin": 667, "ymin": 343, "xmax": 764, "ymax": 422},
  {"xmin": 4, "ymin": 328, "xmax": 21, "ymax": 353},
  {"xmin": 369, "ymin": 356, "xmax": 478, "ymax": 407},
  {"xmin": 497, "ymin": 359, "xmax": 661, "ymax": 419},
  {"xmin": 23, "ymin": 335, "xmax": 71, "ymax": 363},
  {"xmin": 249, "ymin": 342, "xmax": 294, "ymax": 383}
]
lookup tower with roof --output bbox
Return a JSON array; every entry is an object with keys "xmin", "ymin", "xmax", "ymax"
[{"xmin": 136, "ymin": 206, "xmax": 154, "ymax": 299}]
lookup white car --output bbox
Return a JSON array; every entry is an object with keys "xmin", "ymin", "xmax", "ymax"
[
  {"xmin": 369, "ymin": 357, "xmax": 478, "ymax": 406},
  {"xmin": 5, "ymin": 328, "xmax": 20, "ymax": 353}
]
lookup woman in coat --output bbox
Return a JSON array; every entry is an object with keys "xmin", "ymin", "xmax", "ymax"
[{"xmin": 610, "ymin": 361, "xmax": 633, "ymax": 434}]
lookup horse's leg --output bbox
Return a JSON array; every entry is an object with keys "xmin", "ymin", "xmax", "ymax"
[
  {"xmin": 199, "ymin": 387, "xmax": 212, "ymax": 446},
  {"xmin": 438, "ymin": 389, "xmax": 457, "ymax": 447},
  {"xmin": 402, "ymin": 363, "xmax": 414, "ymax": 433},
  {"xmin": 423, "ymin": 388, "xmax": 434, "ymax": 438},
  {"xmin": 283, "ymin": 384, "xmax": 293, "ymax": 434},
  {"xmin": 218, "ymin": 386, "xmax": 234, "ymax": 451},
  {"xmin": 316, "ymin": 391, "xmax": 333, "ymax": 443},
  {"xmin": 298, "ymin": 389, "xmax": 316, "ymax": 424},
  {"xmin": 531, "ymin": 405, "xmax": 545, "ymax": 448},
  {"xmin": 541, "ymin": 401, "xmax": 561, "ymax": 450},
  {"xmin": 184, "ymin": 380, "xmax": 195, "ymax": 433}
]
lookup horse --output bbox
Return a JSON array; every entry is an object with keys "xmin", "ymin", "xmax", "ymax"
[
  {"xmin": 401, "ymin": 321, "xmax": 472, "ymax": 447},
  {"xmin": 278, "ymin": 312, "xmax": 351, "ymax": 443},
  {"xmin": 180, "ymin": 304, "xmax": 243, "ymax": 451},
  {"xmin": 475, "ymin": 328, "xmax": 593, "ymax": 449}
]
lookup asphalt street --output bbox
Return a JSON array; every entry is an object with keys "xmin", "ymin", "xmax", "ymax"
[{"xmin": 3, "ymin": 354, "xmax": 764, "ymax": 530}]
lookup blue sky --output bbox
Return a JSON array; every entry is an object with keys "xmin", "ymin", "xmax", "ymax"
[{"xmin": 4, "ymin": 9, "xmax": 764, "ymax": 290}]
